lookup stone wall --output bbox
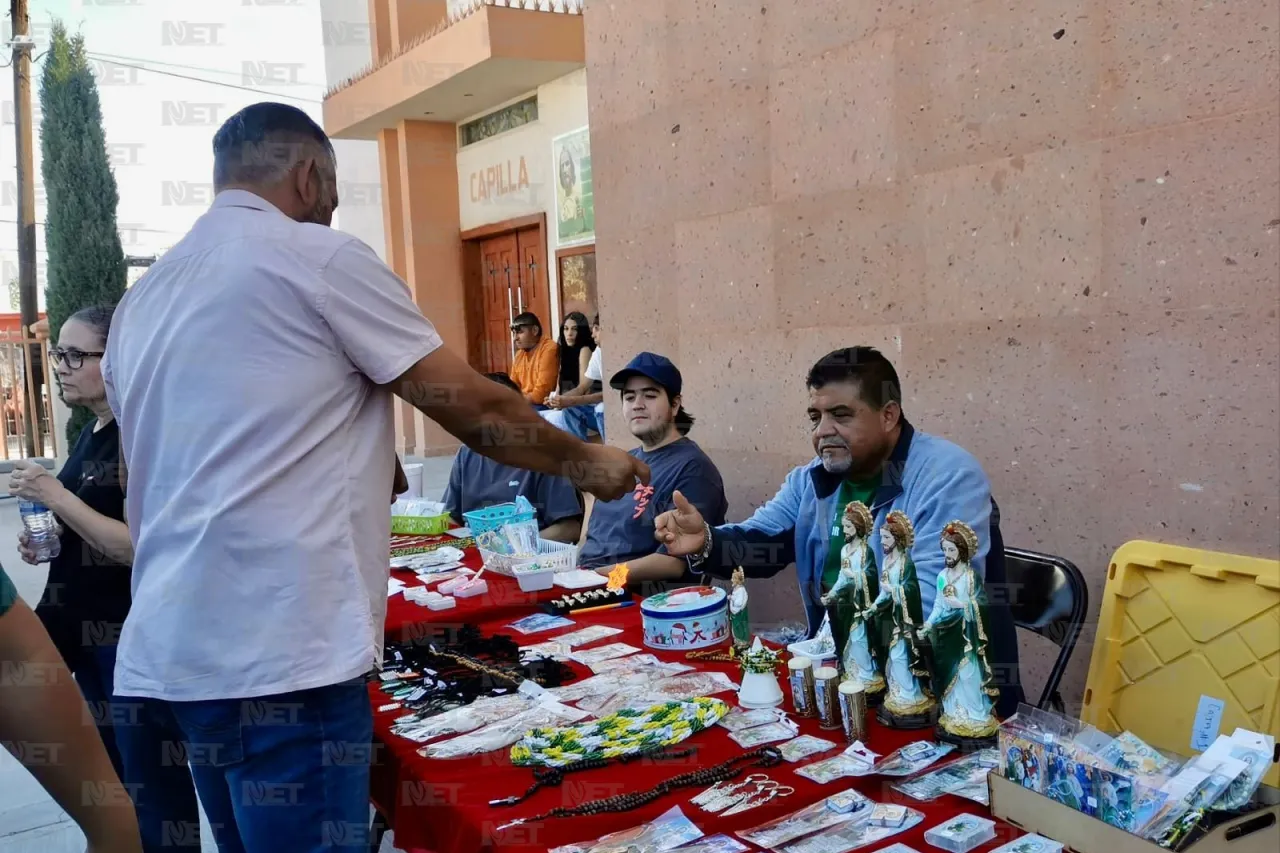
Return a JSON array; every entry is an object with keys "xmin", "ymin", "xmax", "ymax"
[{"xmin": 584, "ymin": 0, "xmax": 1280, "ymax": 706}]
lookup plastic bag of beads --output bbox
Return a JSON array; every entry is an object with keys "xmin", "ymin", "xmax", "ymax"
[
  {"xmin": 871, "ymin": 741, "xmax": 955, "ymax": 776},
  {"xmin": 777, "ymin": 806, "xmax": 924, "ymax": 853},
  {"xmin": 549, "ymin": 806, "xmax": 703, "ymax": 853},
  {"xmin": 391, "ymin": 692, "xmax": 531, "ymax": 744},
  {"xmin": 891, "ymin": 748, "xmax": 1000, "ymax": 804},
  {"xmin": 418, "ymin": 699, "xmax": 589, "ymax": 759},
  {"xmin": 736, "ymin": 789, "xmax": 870, "ymax": 848},
  {"xmin": 671, "ymin": 835, "xmax": 749, "ymax": 853},
  {"xmin": 579, "ymin": 671, "xmax": 737, "ymax": 717}
]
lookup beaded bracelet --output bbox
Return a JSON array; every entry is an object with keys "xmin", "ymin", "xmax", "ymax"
[{"xmin": 497, "ymin": 746, "xmax": 783, "ymax": 827}]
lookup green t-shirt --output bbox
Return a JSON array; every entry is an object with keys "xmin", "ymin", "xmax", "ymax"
[
  {"xmin": 0, "ymin": 564, "xmax": 18, "ymax": 619},
  {"xmin": 821, "ymin": 475, "xmax": 881, "ymax": 592}
]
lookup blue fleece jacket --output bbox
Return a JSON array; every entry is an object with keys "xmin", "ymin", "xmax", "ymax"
[{"xmin": 694, "ymin": 420, "xmax": 1023, "ymax": 713}]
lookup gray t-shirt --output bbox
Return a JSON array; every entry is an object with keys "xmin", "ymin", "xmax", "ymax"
[
  {"xmin": 443, "ymin": 448, "xmax": 582, "ymax": 529},
  {"xmin": 103, "ymin": 190, "xmax": 442, "ymax": 701}
]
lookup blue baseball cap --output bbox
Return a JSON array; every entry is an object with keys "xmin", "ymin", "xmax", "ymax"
[{"xmin": 609, "ymin": 352, "xmax": 683, "ymax": 397}]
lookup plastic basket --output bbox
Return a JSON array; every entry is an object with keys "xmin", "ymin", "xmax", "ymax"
[
  {"xmin": 462, "ymin": 502, "xmax": 536, "ymax": 536},
  {"xmin": 481, "ymin": 539, "xmax": 579, "ymax": 578},
  {"xmin": 391, "ymin": 513, "xmax": 451, "ymax": 535}
]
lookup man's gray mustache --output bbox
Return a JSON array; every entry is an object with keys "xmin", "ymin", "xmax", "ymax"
[{"xmin": 818, "ymin": 440, "xmax": 849, "ymax": 450}]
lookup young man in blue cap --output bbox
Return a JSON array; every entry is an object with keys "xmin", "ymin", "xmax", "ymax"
[{"xmin": 579, "ymin": 353, "xmax": 728, "ymax": 581}]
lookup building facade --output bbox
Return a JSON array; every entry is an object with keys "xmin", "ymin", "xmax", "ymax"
[
  {"xmin": 322, "ymin": 0, "xmax": 594, "ymax": 456},
  {"xmin": 582, "ymin": 2, "xmax": 1280, "ymax": 700}
]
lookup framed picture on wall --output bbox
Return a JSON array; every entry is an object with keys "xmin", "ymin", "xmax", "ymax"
[
  {"xmin": 556, "ymin": 245, "xmax": 597, "ymax": 321},
  {"xmin": 552, "ymin": 126, "xmax": 595, "ymax": 246}
]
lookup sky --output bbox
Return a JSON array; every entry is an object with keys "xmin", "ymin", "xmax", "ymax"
[{"xmin": 0, "ymin": 0, "xmax": 336, "ymax": 311}]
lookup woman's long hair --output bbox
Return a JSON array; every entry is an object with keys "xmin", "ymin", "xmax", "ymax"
[{"xmin": 558, "ymin": 311, "xmax": 596, "ymax": 378}]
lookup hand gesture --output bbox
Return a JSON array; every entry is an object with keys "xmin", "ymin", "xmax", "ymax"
[
  {"xmin": 820, "ymin": 594, "xmax": 832, "ymax": 607},
  {"xmin": 653, "ymin": 490, "xmax": 707, "ymax": 557},
  {"xmin": 569, "ymin": 445, "xmax": 651, "ymax": 502},
  {"xmin": 8, "ymin": 459, "xmax": 65, "ymax": 505}
]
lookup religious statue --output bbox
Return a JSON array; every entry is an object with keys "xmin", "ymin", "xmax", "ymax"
[
  {"xmin": 729, "ymin": 567, "xmax": 751, "ymax": 652},
  {"xmin": 819, "ymin": 501, "xmax": 885, "ymax": 702},
  {"xmin": 864, "ymin": 509, "xmax": 936, "ymax": 728},
  {"xmin": 921, "ymin": 520, "xmax": 1001, "ymax": 747}
]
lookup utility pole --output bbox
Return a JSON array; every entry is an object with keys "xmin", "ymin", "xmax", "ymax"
[{"xmin": 10, "ymin": 0, "xmax": 41, "ymax": 458}]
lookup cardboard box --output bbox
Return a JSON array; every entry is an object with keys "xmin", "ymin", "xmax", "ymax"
[{"xmin": 989, "ymin": 772, "xmax": 1279, "ymax": 853}]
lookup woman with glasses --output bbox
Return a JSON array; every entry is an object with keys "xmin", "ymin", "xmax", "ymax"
[{"xmin": 7, "ymin": 305, "xmax": 198, "ymax": 853}]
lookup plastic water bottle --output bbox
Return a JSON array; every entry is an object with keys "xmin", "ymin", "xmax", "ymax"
[{"xmin": 19, "ymin": 501, "xmax": 61, "ymax": 562}]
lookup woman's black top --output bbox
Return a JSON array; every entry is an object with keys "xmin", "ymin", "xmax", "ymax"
[{"xmin": 34, "ymin": 419, "xmax": 130, "ymax": 669}]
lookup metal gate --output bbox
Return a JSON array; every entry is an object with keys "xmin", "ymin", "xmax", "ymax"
[{"xmin": 0, "ymin": 332, "xmax": 57, "ymax": 459}]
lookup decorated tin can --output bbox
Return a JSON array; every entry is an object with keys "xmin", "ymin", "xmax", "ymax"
[
  {"xmin": 788, "ymin": 656, "xmax": 816, "ymax": 717},
  {"xmin": 640, "ymin": 587, "xmax": 729, "ymax": 650},
  {"xmin": 839, "ymin": 680, "xmax": 868, "ymax": 743},
  {"xmin": 813, "ymin": 666, "xmax": 841, "ymax": 730}
]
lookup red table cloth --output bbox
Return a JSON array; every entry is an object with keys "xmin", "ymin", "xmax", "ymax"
[
  {"xmin": 370, "ymin": 604, "xmax": 1030, "ymax": 853},
  {"xmin": 384, "ymin": 535, "xmax": 562, "ymax": 644}
]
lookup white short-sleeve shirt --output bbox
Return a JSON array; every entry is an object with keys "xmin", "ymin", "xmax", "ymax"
[
  {"xmin": 585, "ymin": 347, "xmax": 604, "ymax": 414},
  {"xmin": 103, "ymin": 191, "xmax": 442, "ymax": 700}
]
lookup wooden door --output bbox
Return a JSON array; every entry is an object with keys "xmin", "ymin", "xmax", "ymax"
[
  {"xmin": 515, "ymin": 227, "xmax": 550, "ymax": 331},
  {"xmin": 478, "ymin": 233, "xmax": 519, "ymax": 374}
]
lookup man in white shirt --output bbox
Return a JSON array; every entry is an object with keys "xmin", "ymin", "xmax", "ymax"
[
  {"xmin": 103, "ymin": 104, "xmax": 648, "ymax": 852},
  {"xmin": 544, "ymin": 312, "xmax": 606, "ymax": 440}
]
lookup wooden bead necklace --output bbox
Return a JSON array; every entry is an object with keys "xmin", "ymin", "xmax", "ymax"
[
  {"xmin": 496, "ymin": 746, "xmax": 783, "ymax": 828},
  {"xmin": 489, "ymin": 745, "xmax": 697, "ymax": 807}
]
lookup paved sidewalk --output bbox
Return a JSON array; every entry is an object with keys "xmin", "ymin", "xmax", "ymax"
[{"xmin": 0, "ymin": 455, "xmax": 455, "ymax": 851}]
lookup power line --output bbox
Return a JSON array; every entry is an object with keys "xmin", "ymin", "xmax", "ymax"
[
  {"xmin": 82, "ymin": 52, "xmax": 322, "ymax": 103},
  {"xmin": 0, "ymin": 218, "xmax": 184, "ymax": 234},
  {"xmin": 86, "ymin": 50, "xmax": 328, "ymax": 90}
]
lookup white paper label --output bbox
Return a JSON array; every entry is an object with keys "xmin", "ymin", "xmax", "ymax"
[{"xmin": 1191, "ymin": 694, "xmax": 1226, "ymax": 752}]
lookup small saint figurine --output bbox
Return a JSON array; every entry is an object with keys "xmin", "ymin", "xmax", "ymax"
[
  {"xmin": 729, "ymin": 567, "xmax": 751, "ymax": 651},
  {"xmin": 819, "ymin": 501, "xmax": 885, "ymax": 702},
  {"xmin": 865, "ymin": 509, "xmax": 936, "ymax": 727},
  {"xmin": 921, "ymin": 520, "xmax": 1000, "ymax": 747}
]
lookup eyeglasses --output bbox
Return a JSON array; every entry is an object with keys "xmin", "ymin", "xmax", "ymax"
[{"xmin": 49, "ymin": 349, "xmax": 104, "ymax": 370}]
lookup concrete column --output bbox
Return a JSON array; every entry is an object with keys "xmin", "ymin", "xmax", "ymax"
[
  {"xmin": 367, "ymin": 0, "xmax": 392, "ymax": 63},
  {"xmin": 395, "ymin": 119, "xmax": 463, "ymax": 457},
  {"xmin": 389, "ymin": 0, "xmax": 447, "ymax": 49}
]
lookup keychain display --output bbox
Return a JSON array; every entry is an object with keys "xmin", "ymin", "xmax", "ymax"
[{"xmin": 693, "ymin": 775, "xmax": 793, "ymax": 816}]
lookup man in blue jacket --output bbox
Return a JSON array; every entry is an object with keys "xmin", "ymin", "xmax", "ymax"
[{"xmin": 655, "ymin": 346, "xmax": 1024, "ymax": 716}]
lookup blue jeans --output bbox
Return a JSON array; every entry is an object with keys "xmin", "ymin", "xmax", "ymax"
[
  {"xmin": 76, "ymin": 644, "xmax": 201, "ymax": 853},
  {"xmin": 543, "ymin": 405, "xmax": 604, "ymax": 441},
  {"xmin": 128, "ymin": 676, "xmax": 373, "ymax": 852}
]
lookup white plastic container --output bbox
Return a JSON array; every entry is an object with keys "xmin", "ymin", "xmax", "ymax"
[
  {"xmin": 481, "ymin": 538, "xmax": 579, "ymax": 577},
  {"xmin": 401, "ymin": 463, "xmax": 424, "ymax": 497},
  {"xmin": 513, "ymin": 562, "xmax": 556, "ymax": 592}
]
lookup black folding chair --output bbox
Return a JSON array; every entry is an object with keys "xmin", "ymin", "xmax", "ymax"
[{"xmin": 1002, "ymin": 547, "xmax": 1089, "ymax": 712}]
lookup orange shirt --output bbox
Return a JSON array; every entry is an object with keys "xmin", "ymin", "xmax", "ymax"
[{"xmin": 510, "ymin": 336, "xmax": 559, "ymax": 403}]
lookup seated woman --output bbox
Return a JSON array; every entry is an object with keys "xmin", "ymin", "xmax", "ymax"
[
  {"xmin": 556, "ymin": 311, "xmax": 596, "ymax": 394},
  {"xmin": 545, "ymin": 312, "xmax": 605, "ymax": 441}
]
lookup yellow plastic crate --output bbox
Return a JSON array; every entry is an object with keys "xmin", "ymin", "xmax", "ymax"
[{"xmin": 1082, "ymin": 540, "xmax": 1280, "ymax": 786}]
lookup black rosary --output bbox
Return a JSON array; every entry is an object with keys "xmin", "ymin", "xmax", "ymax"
[
  {"xmin": 489, "ymin": 745, "xmax": 699, "ymax": 808},
  {"xmin": 496, "ymin": 746, "xmax": 783, "ymax": 828}
]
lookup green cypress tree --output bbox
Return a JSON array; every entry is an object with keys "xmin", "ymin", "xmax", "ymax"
[{"xmin": 39, "ymin": 21, "xmax": 126, "ymax": 442}]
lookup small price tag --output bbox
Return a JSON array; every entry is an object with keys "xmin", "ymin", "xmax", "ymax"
[{"xmin": 1191, "ymin": 695, "xmax": 1226, "ymax": 752}]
